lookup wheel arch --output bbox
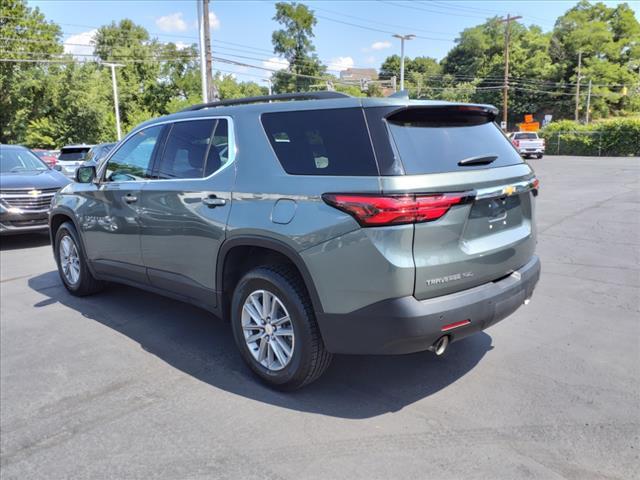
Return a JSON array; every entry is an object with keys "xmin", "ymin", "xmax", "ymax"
[
  {"xmin": 216, "ymin": 236, "xmax": 325, "ymax": 320},
  {"xmin": 49, "ymin": 208, "xmax": 96, "ymax": 275}
]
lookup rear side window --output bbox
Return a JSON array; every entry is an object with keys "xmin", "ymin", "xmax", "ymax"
[
  {"xmin": 155, "ymin": 119, "xmax": 229, "ymax": 179},
  {"xmin": 261, "ymin": 108, "xmax": 379, "ymax": 176},
  {"xmin": 384, "ymin": 107, "xmax": 523, "ymax": 174}
]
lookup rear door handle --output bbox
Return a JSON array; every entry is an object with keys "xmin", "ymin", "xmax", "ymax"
[
  {"xmin": 124, "ymin": 194, "xmax": 138, "ymax": 203},
  {"xmin": 202, "ymin": 195, "xmax": 226, "ymax": 208}
]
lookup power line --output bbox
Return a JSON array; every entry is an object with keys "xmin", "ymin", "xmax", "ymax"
[
  {"xmin": 378, "ymin": 1, "xmax": 491, "ymax": 20},
  {"xmin": 311, "ymin": 5, "xmax": 453, "ymax": 38},
  {"xmin": 315, "ymin": 14, "xmax": 453, "ymax": 42}
]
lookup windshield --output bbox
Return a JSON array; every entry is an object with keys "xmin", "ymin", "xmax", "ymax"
[
  {"xmin": 86, "ymin": 144, "xmax": 115, "ymax": 162},
  {"xmin": 0, "ymin": 148, "xmax": 49, "ymax": 173}
]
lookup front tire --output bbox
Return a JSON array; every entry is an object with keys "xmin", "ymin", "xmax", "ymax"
[
  {"xmin": 54, "ymin": 222, "xmax": 103, "ymax": 296},
  {"xmin": 230, "ymin": 265, "xmax": 332, "ymax": 390}
]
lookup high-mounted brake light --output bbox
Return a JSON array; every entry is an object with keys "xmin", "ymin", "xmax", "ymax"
[{"xmin": 322, "ymin": 192, "xmax": 470, "ymax": 227}]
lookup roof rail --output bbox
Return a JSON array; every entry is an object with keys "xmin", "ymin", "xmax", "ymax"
[{"xmin": 180, "ymin": 91, "xmax": 351, "ymax": 112}]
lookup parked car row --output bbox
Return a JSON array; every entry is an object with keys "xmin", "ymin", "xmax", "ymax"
[
  {"xmin": 0, "ymin": 145, "xmax": 70, "ymax": 235},
  {"xmin": 0, "ymin": 142, "xmax": 116, "ymax": 235}
]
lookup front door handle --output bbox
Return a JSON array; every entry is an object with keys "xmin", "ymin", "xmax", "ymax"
[
  {"xmin": 124, "ymin": 194, "xmax": 138, "ymax": 203},
  {"xmin": 202, "ymin": 195, "xmax": 226, "ymax": 208}
]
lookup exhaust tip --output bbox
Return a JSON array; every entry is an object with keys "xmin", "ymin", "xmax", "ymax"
[{"xmin": 433, "ymin": 335, "xmax": 449, "ymax": 356}]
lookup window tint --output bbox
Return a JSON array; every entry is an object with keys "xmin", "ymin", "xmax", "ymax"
[
  {"xmin": 59, "ymin": 147, "xmax": 91, "ymax": 161},
  {"xmin": 105, "ymin": 126, "xmax": 163, "ymax": 182},
  {"xmin": 261, "ymin": 108, "xmax": 378, "ymax": 176},
  {"xmin": 155, "ymin": 119, "xmax": 229, "ymax": 179},
  {"xmin": 384, "ymin": 109, "xmax": 523, "ymax": 174}
]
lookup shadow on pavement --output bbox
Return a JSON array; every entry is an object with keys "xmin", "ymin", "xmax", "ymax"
[
  {"xmin": 29, "ymin": 271, "xmax": 493, "ymax": 419},
  {"xmin": 0, "ymin": 233, "xmax": 50, "ymax": 251}
]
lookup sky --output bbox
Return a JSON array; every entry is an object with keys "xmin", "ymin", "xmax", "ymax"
[{"xmin": 29, "ymin": 0, "xmax": 639, "ymax": 83}]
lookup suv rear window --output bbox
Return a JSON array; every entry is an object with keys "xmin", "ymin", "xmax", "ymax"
[
  {"xmin": 59, "ymin": 147, "xmax": 90, "ymax": 161},
  {"xmin": 513, "ymin": 133, "xmax": 537, "ymax": 140},
  {"xmin": 384, "ymin": 107, "xmax": 523, "ymax": 174},
  {"xmin": 261, "ymin": 108, "xmax": 378, "ymax": 176}
]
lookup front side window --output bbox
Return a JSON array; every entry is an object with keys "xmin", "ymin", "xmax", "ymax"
[
  {"xmin": 105, "ymin": 126, "xmax": 163, "ymax": 182},
  {"xmin": 155, "ymin": 119, "xmax": 229, "ymax": 180},
  {"xmin": 261, "ymin": 108, "xmax": 379, "ymax": 176}
]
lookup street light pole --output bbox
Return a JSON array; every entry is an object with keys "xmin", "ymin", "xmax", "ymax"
[
  {"xmin": 103, "ymin": 62, "xmax": 124, "ymax": 140},
  {"xmin": 392, "ymin": 34, "xmax": 415, "ymax": 91},
  {"xmin": 262, "ymin": 78, "xmax": 272, "ymax": 96}
]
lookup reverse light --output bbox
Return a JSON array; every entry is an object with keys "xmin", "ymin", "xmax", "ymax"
[{"xmin": 322, "ymin": 192, "xmax": 470, "ymax": 227}]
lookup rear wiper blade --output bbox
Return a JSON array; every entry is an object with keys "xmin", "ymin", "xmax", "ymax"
[{"xmin": 458, "ymin": 155, "xmax": 498, "ymax": 166}]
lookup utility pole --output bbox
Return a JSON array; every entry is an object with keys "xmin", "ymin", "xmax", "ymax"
[
  {"xmin": 585, "ymin": 78, "xmax": 592, "ymax": 124},
  {"xmin": 392, "ymin": 34, "xmax": 415, "ymax": 91},
  {"xmin": 202, "ymin": 0, "xmax": 218, "ymax": 101},
  {"xmin": 196, "ymin": 0, "xmax": 207, "ymax": 103},
  {"xmin": 499, "ymin": 14, "xmax": 522, "ymax": 130},
  {"xmin": 574, "ymin": 51, "xmax": 582, "ymax": 122},
  {"xmin": 103, "ymin": 63, "xmax": 124, "ymax": 140}
]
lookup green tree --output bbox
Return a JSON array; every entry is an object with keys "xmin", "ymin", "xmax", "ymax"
[
  {"xmin": 550, "ymin": 0, "xmax": 640, "ymax": 118},
  {"xmin": 380, "ymin": 54, "xmax": 441, "ymax": 97},
  {"xmin": 0, "ymin": 0, "xmax": 63, "ymax": 143},
  {"xmin": 271, "ymin": 2, "xmax": 325, "ymax": 92}
]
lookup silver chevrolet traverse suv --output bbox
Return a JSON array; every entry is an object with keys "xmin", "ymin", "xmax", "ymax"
[{"xmin": 50, "ymin": 92, "xmax": 540, "ymax": 389}]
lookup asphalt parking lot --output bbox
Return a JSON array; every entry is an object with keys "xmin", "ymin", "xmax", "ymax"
[{"xmin": 1, "ymin": 156, "xmax": 639, "ymax": 479}]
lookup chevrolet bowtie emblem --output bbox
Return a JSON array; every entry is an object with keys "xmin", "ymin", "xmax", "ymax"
[
  {"xmin": 28, "ymin": 189, "xmax": 42, "ymax": 196},
  {"xmin": 502, "ymin": 185, "xmax": 516, "ymax": 196}
]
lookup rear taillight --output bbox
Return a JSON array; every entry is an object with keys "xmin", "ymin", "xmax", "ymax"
[
  {"xmin": 322, "ymin": 192, "xmax": 470, "ymax": 227},
  {"xmin": 513, "ymin": 139, "xmax": 520, "ymax": 147}
]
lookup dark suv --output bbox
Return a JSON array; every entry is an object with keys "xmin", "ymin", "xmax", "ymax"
[{"xmin": 49, "ymin": 92, "xmax": 540, "ymax": 389}]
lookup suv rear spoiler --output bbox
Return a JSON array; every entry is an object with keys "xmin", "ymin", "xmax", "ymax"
[{"xmin": 385, "ymin": 104, "xmax": 499, "ymax": 126}]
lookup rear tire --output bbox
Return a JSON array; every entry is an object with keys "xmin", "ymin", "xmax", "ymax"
[
  {"xmin": 536, "ymin": 154, "xmax": 543, "ymax": 159},
  {"xmin": 54, "ymin": 221, "xmax": 104, "ymax": 296},
  {"xmin": 230, "ymin": 265, "xmax": 332, "ymax": 390}
]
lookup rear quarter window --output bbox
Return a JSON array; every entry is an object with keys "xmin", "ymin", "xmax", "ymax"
[{"xmin": 261, "ymin": 108, "xmax": 379, "ymax": 176}]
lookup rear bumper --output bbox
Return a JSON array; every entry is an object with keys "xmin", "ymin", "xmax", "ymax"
[
  {"xmin": 317, "ymin": 255, "xmax": 540, "ymax": 354},
  {"xmin": 518, "ymin": 148, "xmax": 545, "ymax": 155}
]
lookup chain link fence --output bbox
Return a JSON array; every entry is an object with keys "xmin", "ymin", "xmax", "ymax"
[{"xmin": 543, "ymin": 131, "xmax": 603, "ymax": 156}]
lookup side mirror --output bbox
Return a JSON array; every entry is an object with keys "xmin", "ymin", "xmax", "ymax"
[
  {"xmin": 75, "ymin": 165, "xmax": 96, "ymax": 184},
  {"xmin": 53, "ymin": 165, "xmax": 62, "ymax": 171}
]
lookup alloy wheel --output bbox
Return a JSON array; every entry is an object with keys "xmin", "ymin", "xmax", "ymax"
[
  {"xmin": 59, "ymin": 235, "xmax": 81, "ymax": 285},
  {"xmin": 241, "ymin": 289, "xmax": 294, "ymax": 371}
]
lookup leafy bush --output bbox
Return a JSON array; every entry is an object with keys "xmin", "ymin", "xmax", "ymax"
[{"xmin": 540, "ymin": 118, "xmax": 640, "ymax": 156}]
